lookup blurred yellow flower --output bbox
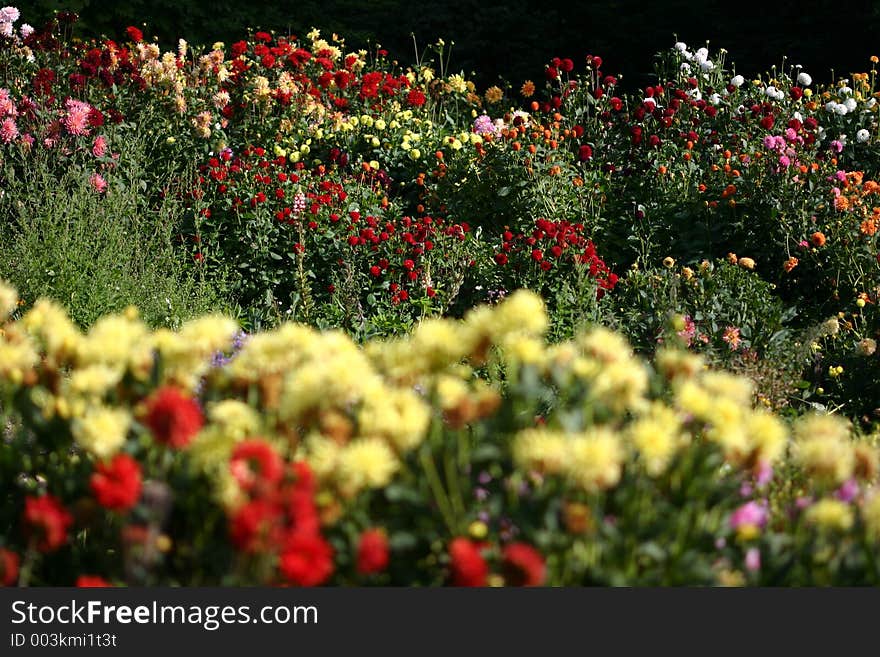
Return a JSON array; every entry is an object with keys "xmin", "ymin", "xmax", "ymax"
[
  {"xmin": 805, "ymin": 498, "xmax": 854, "ymax": 532},
  {"xmin": 72, "ymin": 406, "xmax": 131, "ymax": 459},
  {"xmin": 566, "ymin": 428, "xmax": 624, "ymax": 492}
]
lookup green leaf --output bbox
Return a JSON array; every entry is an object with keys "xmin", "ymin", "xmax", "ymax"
[
  {"xmin": 389, "ymin": 532, "xmax": 418, "ymax": 551},
  {"xmin": 472, "ymin": 444, "xmax": 503, "ymax": 462}
]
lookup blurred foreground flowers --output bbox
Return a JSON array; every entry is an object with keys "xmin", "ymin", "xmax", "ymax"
[{"xmin": 2, "ymin": 280, "xmax": 879, "ymax": 586}]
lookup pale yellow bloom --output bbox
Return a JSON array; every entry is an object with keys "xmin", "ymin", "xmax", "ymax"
[
  {"xmin": 566, "ymin": 428, "xmax": 624, "ymax": 492},
  {"xmin": 357, "ymin": 387, "xmax": 430, "ymax": 452},
  {"xmin": 577, "ymin": 327, "xmax": 632, "ymax": 365},
  {"xmin": 0, "ymin": 281, "xmax": 17, "ymax": 321},
  {"xmin": 794, "ymin": 414, "xmax": 855, "ymax": 486},
  {"xmin": 71, "ymin": 406, "xmax": 131, "ymax": 459},
  {"xmin": 747, "ymin": 411, "xmax": 788, "ymax": 464},
  {"xmin": 0, "ymin": 332, "xmax": 39, "ymax": 383},
  {"xmin": 207, "ymin": 400, "xmax": 262, "ymax": 440},
  {"xmin": 805, "ymin": 498, "xmax": 854, "ymax": 531},
  {"xmin": 655, "ymin": 349, "xmax": 703, "ymax": 380},
  {"xmin": 337, "ymin": 438, "xmax": 400, "ymax": 495},
  {"xmin": 21, "ymin": 299, "xmax": 82, "ymax": 363},
  {"xmin": 66, "ymin": 365, "xmax": 124, "ymax": 399},
  {"xmin": 628, "ymin": 403, "xmax": 686, "ymax": 475},
  {"xmin": 863, "ymin": 494, "xmax": 880, "ymax": 541},
  {"xmin": 513, "ymin": 429, "xmax": 569, "ymax": 475}
]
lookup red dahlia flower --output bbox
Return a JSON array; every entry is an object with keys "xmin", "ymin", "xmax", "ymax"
[
  {"xmin": 0, "ymin": 549, "xmax": 19, "ymax": 586},
  {"xmin": 76, "ymin": 575, "xmax": 112, "ymax": 587},
  {"xmin": 407, "ymin": 88, "xmax": 427, "ymax": 107},
  {"xmin": 230, "ymin": 439, "xmax": 284, "ymax": 495},
  {"xmin": 125, "ymin": 26, "xmax": 143, "ymax": 43},
  {"xmin": 278, "ymin": 533, "xmax": 334, "ymax": 586},
  {"xmin": 288, "ymin": 461, "xmax": 316, "ymax": 495},
  {"xmin": 284, "ymin": 489, "xmax": 321, "ymax": 536},
  {"xmin": 448, "ymin": 538, "xmax": 488, "ymax": 586},
  {"xmin": 23, "ymin": 495, "xmax": 73, "ymax": 553},
  {"xmin": 501, "ymin": 543, "xmax": 546, "ymax": 586},
  {"xmin": 143, "ymin": 386, "xmax": 204, "ymax": 449},
  {"xmin": 229, "ymin": 499, "xmax": 283, "ymax": 553},
  {"xmin": 90, "ymin": 454, "xmax": 143, "ymax": 512},
  {"xmin": 356, "ymin": 529, "xmax": 390, "ymax": 575}
]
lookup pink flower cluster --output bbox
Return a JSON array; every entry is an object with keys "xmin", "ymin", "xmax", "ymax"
[
  {"xmin": 92, "ymin": 135, "xmax": 108, "ymax": 158},
  {"xmin": 729, "ymin": 500, "xmax": 769, "ymax": 532},
  {"xmin": 0, "ymin": 88, "xmax": 18, "ymax": 144},
  {"xmin": 473, "ymin": 114, "xmax": 502, "ymax": 138},
  {"xmin": 62, "ymin": 99, "xmax": 93, "ymax": 137},
  {"xmin": 761, "ymin": 133, "xmax": 801, "ymax": 171},
  {"xmin": 89, "ymin": 173, "xmax": 108, "ymax": 194},
  {"xmin": 0, "ymin": 6, "xmax": 19, "ymax": 38}
]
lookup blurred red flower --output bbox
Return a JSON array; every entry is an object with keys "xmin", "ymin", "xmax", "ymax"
[
  {"xmin": 144, "ymin": 387, "xmax": 204, "ymax": 449},
  {"xmin": 0, "ymin": 549, "xmax": 19, "ymax": 586},
  {"xmin": 76, "ymin": 575, "xmax": 112, "ymax": 587},
  {"xmin": 23, "ymin": 495, "xmax": 73, "ymax": 553},
  {"xmin": 279, "ymin": 533, "xmax": 335, "ymax": 586},
  {"xmin": 356, "ymin": 529, "xmax": 390, "ymax": 575},
  {"xmin": 230, "ymin": 439, "xmax": 284, "ymax": 496},
  {"xmin": 448, "ymin": 538, "xmax": 488, "ymax": 586},
  {"xmin": 90, "ymin": 454, "xmax": 142, "ymax": 512},
  {"xmin": 502, "ymin": 543, "xmax": 546, "ymax": 586}
]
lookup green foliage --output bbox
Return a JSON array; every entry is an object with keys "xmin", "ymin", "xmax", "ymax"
[{"xmin": 0, "ymin": 137, "xmax": 231, "ymax": 329}]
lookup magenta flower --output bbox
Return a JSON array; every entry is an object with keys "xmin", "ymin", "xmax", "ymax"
[
  {"xmin": 0, "ymin": 88, "xmax": 15, "ymax": 117},
  {"xmin": 722, "ymin": 326, "xmax": 742, "ymax": 350},
  {"xmin": 745, "ymin": 547, "xmax": 761, "ymax": 573},
  {"xmin": 730, "ymin": 500, "xmax": 768, "ymax": 531},
  {"xmin": 62, "ymin": 99, "xmax": 93, "ymax": 137},
  {"xmin": 89, "ymin": 173, "xmax": 107, "ymax": 194},
  {"xmin": 755, "ymin": 462, "xmax": 773, "ymax": 488},
  {"xmin": 795, "ymin": 495, "xmax": 813, "ymax": 510},
  {"xmin": 0, "ymin": 116, "xmax": 17, "ymax": 143},
  {"xmin": 472, "ymin": 114, "xmax": 499, "ymax": 137},
  {"xmin": 677, "ymin": 315, "xmax": 696, "ymax": 347},
  {"xmin": 835, "ymin": 479, "xmax": 859, "ymax": 503},
  {"xmin": 0, "ymin": 7, "xmax": 20, "ymax": 23},
  {"xmin": 92, "ymin": 135, "xmax": 107, "ymax": 158}
]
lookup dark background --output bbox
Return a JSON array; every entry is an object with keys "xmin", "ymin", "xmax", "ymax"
[{"xmin": 25, "ymin": 0, "xmax": 880, "ymax": 89}]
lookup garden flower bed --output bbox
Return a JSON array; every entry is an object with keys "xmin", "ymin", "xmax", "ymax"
[{"xmin": 1, "ymin": 7, "xmax": 879, "ymax": 585}]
